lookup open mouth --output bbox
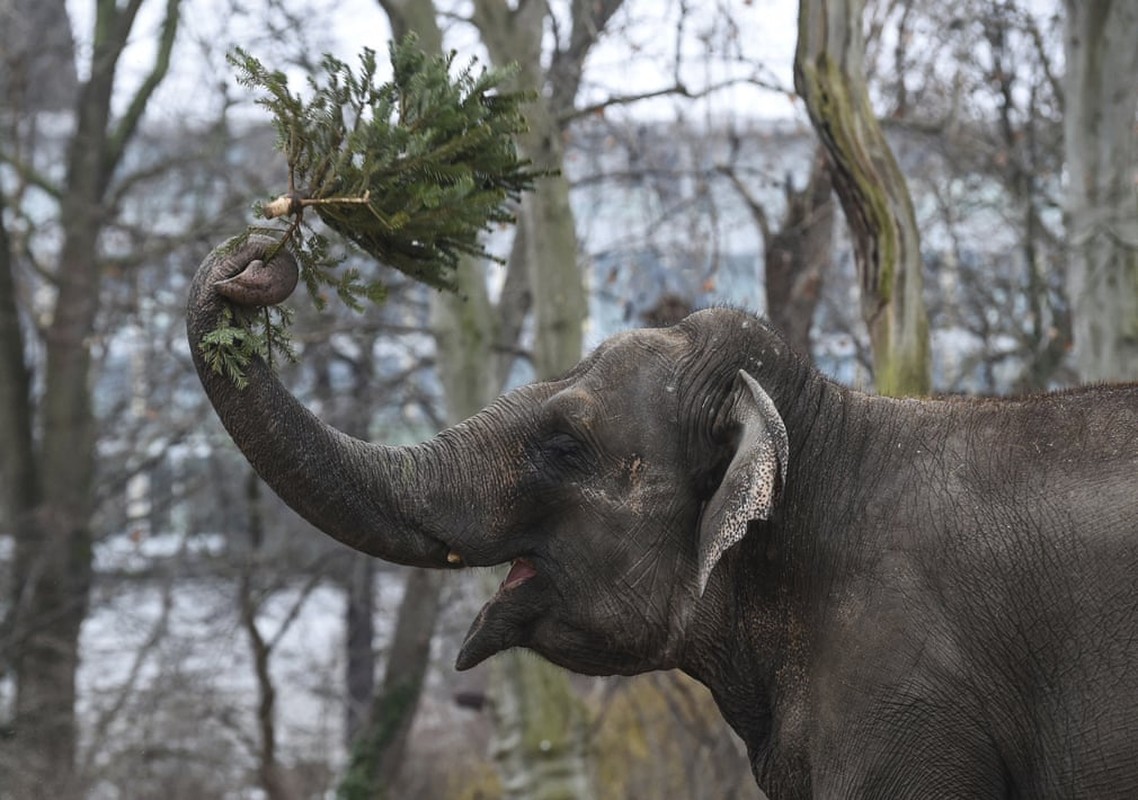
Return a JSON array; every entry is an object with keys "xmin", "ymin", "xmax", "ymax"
[
  {"xmin": 454, "ymin": 555, "xmax": 546, "ymax": 671},
  {"xmin": 501, "ymin": 557, "xmax": 537, "ymax": 590}
]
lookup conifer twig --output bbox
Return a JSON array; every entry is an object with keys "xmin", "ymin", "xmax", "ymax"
[{"xmin": 200, "ymin": 35, "xmax": 548, "ymax": 388}]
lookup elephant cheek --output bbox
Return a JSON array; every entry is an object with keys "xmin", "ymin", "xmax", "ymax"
[{"xmin": 455, "ymin": 582, "xmax": 546, "ymax": 671}]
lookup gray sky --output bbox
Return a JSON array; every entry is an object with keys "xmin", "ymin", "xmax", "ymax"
[{"xmin": 66, "ymin": 0, "xmax": 801, "ymax": 125}]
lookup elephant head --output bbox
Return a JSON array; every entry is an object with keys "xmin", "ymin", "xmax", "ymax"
[{"xmin": 187, "ymin": 236, "xmax": 794, "ymax": 677}]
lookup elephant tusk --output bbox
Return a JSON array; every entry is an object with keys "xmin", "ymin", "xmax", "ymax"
[{"xmin": 447, "ymin": 551, "xmax": 463, "ymax": 565}]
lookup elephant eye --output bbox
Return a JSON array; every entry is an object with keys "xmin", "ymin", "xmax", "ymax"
[{"xmin": 535, "ymin": 430, "xmax": 592, "ymax": 474}]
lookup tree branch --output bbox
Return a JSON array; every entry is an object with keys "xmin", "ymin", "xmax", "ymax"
[
  {"xmin": 107, "ymin": 0, "xmax": 182, "ymax": 170},
  {"xmin": 549, "ymin": 0, "xmax": 626, "ymax": 119},
  {"xmin": 0, "ymin": 184, "xmax": 40, "ymax": 655},
  {"xmin": 469, "ymin": 0, "xmax": 512, "ymax": 48},
  {"xmin": 564, "ymin": 74, "xmax": 784, "ymax": 124},
  {"xmin": 0, "ymin": 153, "xmax": 63, "ymax": 201},
  {"xmin": 715, "ymin": 163, "xmax": 771, "ymax": 245},
  {"xmin": 1023, "ymin": 5, "xmax": 1063, "ymax": 116},
  {"xmin": 77, "ymin": 572, "xmax": 175, "ymax": 780}
]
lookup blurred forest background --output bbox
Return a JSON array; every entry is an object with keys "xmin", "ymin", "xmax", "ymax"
[{"xmin": 1, "ymin": 0, "xmax": 1136, "ymax": 798}]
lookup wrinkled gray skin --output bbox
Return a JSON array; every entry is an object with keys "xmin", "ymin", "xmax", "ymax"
[{"xmin": 188, "ymin": 237, "xmax": 1138, "ymax": 799}]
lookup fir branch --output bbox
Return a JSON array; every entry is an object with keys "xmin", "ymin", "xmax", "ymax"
[
  {"xmin": 198, "ymin": 299, "xmax": 296, "ymax": 388},
  {"xmin": 229, "ymin": 34, "xmax": 545, "ymax": 294},
  {"xmin": 207, "ymin": 34, "xmax": 545, "ymax": 388}
]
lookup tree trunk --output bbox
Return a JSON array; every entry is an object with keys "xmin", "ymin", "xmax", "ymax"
[
  {"xmin": 344, "ymin": 555, "xmax": 376, "ymax": 745},
  {"xmin": 1063, "ymin": 0, "xmax": 1138, "ymax": 382},
  {"xmin": 339, "ymin": 6, "xmax": 525, "ymax": 797},
  {"xmin": 306, "ymin": 308, "xmax": 449, "ymax": 800},
  {"xmin": 239, "ymin": 472, "xmax": 301, "ymax": 800},
  {"xmin": 488, "ymin": 650, "xmax": 595, "ymax": 800},
  {"xmin": 0, "ymin": 187, "xmax": 46, "ymax": 799},
  {"xmin": 0, "ymin": 0, "xmax": 77, "ymax": 112},
  {"xmin": 764, "ymin": 154, "xmax": 834, "ymax": 357},
  {"xmin": 473, "ymin": 0, "xmax": 588, "ymax": 378},
  {"xmin": 338, "ymin": 567, "xmax": 445, "ymax": 800},
  {"xmin": 1, "ymin": 2, "xmax": 181, "ymax": 794},
  {"xmin": 10, "ymin": 152, "xmax": 102, "ymax": 800},
  {"xmin": 471, "ymin": 2, "xmax": 596, "ymax": 797},
  {"xmin": 336, "ymin": 239, "xmax": 515, "ymax": 800},
  {"xmin": 6, "ymin": 78, "xmax": 105, "ymax": 800},
  {"xmin": 721, "ymin": 149, "xmax": 834, "ymax": 356},
  {"xmin": 353, "ymin": 3, "xmax": 611, "ymax": 796},
  {"xmin": 794, "ymin": 0, "xmax": 930, "ymax": 396},
  {"xmin": 306, "ymin": 332, "xmax": 382, "ymax": 750},
  {"xmin": 0, "ymin": 191, "xmax": 37, "ymax": 596}
]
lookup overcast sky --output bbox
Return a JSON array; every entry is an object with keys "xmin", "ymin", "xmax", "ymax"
[{"xmin": 65, "ymin": 0, "xmax": 801, "ymax": 126}]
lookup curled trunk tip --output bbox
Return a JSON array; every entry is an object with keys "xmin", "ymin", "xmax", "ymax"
[{"xmin": 212, "ymin": 241, "xmax": 299, "ymax": 307}]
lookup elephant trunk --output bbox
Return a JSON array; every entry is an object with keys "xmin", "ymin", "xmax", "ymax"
[{"xmin": 186, "ymin": 235, "xmax": 458, "ymax": 568}]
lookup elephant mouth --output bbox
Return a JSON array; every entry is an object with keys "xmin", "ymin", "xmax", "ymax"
[
  {"xmin": 455, "ymin": 556, "xmax": 547, "ymax": 671},
  {"xmin": 501, "ymin": 557, "xmax": 537, "ymax": 589}
]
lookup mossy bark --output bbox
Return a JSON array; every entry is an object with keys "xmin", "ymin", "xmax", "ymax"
[
  {"xmin": 794, "ymin": 0, "xmax": 930, "ymax": 396},
  {"xmin": 472, "ymin": 2, "xmax": 596, "ymax": 797},
  {"xmin": 333, "ymin": 9, "xmax": 451, "ymax": 799},
  {"xmin": 338, "ymin": 568, "xmax": 443, "ymax": 800},
  {"xmin": 487, "ymin": 647, "xmax": 594, "ymax": 800},
  {"xmin": 473, "ymin": 0, "xmax": 588, "ymax": 379},
  {"xmin": 342, "ymin": 3, "xmax": 584, "ymax": 797}
]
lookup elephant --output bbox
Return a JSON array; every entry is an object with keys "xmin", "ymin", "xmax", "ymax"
[{"xmin": 188, "ymin": 235, "xmax": 1138, "ymax": 799}]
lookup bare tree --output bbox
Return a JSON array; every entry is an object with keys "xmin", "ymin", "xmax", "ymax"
[
  {"xmin": 342, "ymin": 3, "xmax": 630, "ymax": 797},
  {"xmin": 1063, "ymin": 0, "xmax": 1138, "ymax": 382},
  {"xmin": 859, "ymin": 0, "xmax": 1070, "ymax": 393},
  {"xmin": 337, "ymin": 6, "xmax": 539, "ymax": 796},
  {"xmin": 0, "ymin": 1, "xmax": 183, "ymax": 795},
  {"xmin": 238, "ymin": 472, "xmax": 303, "ymax": 800},
  {"xmin": 720, "ymin": 146, "xmax": 834, "ymax": 355},
  {"xmin": 0, "ymin": 0, "xmax": 77, "ymax": 112},
  {"xmin": 795, "ymin": 0, "xmax": 930, "ymax": 395},
  {"xmin": 468, "ymin": 3, "xmax": 611, "ymax": 798}
]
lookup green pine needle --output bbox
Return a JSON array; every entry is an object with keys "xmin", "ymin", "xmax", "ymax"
[
  {"xmin": 230, "ymin": 34, "xmax": 545, "ymax": 293},
  {"xmin": 199, "ymin": 302, "xmax": 296, "ymax": 388},
  {"xmin": 206, "ymin": 35, "xmax": 546, "ymax": 388}
]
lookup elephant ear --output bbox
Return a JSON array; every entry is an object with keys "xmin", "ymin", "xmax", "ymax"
[{"xmin": 697, "ymin": 370, "xmax": 789, "ymax": 595}]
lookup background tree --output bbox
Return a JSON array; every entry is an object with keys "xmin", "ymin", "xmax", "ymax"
[
  {"xmin": 794, "ymin": 0, "xmax": 930, "ymax": 395},
  {"xmin": 1063, "ymin": 0, "xmax": 1138, "ymax": 382},
  {"xmin": 468, "ymin": 2, "xmax": 607, "ymax": 797},
  {"xmin": 0, "ymin": 0, "xmax": 77, "ymax": 112},
  {"xmin": 336, "ymin": 5, "xmax": 581, "ymax": 797},
  {"xmin": 720, "ymin": 146, "xmax": 834, "ymax": 355},
  {"xmin": 0, "ymin": 0, "xmax": 182, "ymax": 794},
  {"xmin": 5, "ymin": 1, "xmax": 1127, "ymax": 796},
  {"xmin": 856, "ymin": 0, "xmax": 1069, "ymax": 393},
  {"xmin": 348, "ymin": 2, "xmax": 622, "ymax": 796}
]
